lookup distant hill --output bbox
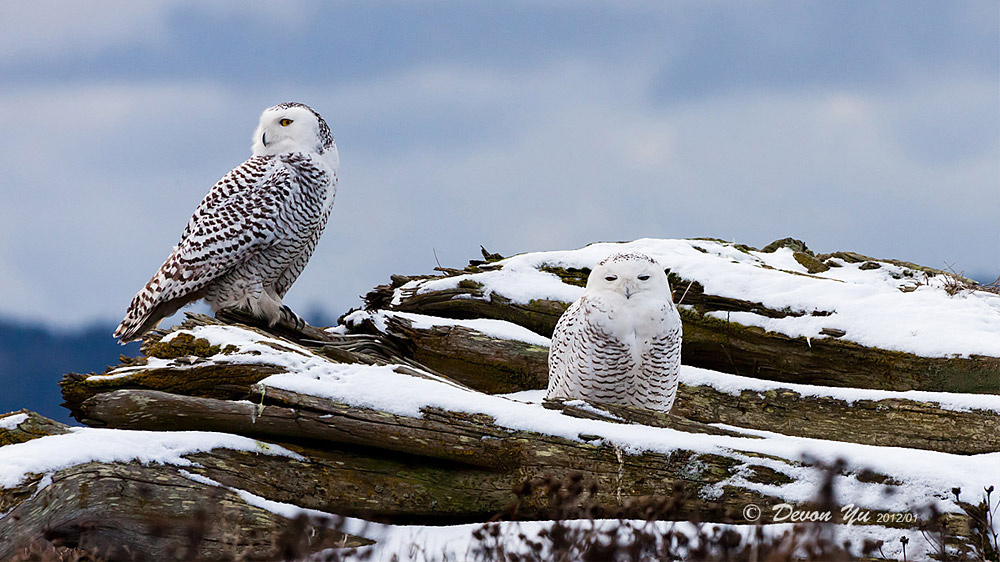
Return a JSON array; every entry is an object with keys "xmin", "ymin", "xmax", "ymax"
[{"xmin": 0, "ymin": 319, "xmax": 141, "ymax": 424}]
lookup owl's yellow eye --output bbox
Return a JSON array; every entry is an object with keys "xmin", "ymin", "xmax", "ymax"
[{"xmin": 279, "ymin": 118, "xmax": 293, "ymax": 126}]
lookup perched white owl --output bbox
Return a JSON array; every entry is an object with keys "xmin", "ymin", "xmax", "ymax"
[
  {"xmin": 114, "ymin": 102, "xmax": 339, "ymax": 343},
  {"xmin": 546, "ymin": 252, "xmax": 683, "ymax": 412}
]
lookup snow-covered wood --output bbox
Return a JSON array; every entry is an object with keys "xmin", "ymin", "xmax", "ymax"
[
  {"xmin": 369, "ymin": 238, "xmax": 1000, "ymax": 394},
  {"xmin": 3, "ymin": 238, "xmax": 997, "ymax": 561}
]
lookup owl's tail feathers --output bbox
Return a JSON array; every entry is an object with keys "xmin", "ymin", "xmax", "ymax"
[
  {"xmin": 114, "ymin": 310, "xmax": 160, "ymax": 344},
  {"xmin": 114, "ymin": 278, "xmax": 203, "ymax": 344}
]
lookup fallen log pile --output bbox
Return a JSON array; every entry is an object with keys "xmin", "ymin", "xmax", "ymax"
[{"xmin": 1, "ymin": 238, "xmax": 997, "ymax": 561}]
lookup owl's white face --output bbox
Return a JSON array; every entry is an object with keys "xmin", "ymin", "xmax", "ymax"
[
  {"xmin": 587, "ymin": 252, "xmax": 671, "ymax": 304},
  {"xmin": 252, "ymin": 104, "xmax": 332, "ymax": 157}
]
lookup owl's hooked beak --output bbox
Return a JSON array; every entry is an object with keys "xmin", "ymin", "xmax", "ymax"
[
  {"xmin": 623, "ymin": 281, "xmax": 638, "ymax": 299},
  {"xmin": 261, "ymin": 131, "xmax": 268, "ymax": 146}
]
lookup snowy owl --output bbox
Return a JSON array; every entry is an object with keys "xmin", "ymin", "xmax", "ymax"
[
  {"xmin": 114, "ymin": 102, "xmax": 339, "ymax": 343},
  {"xmin": 546, "ymin": 252, "xmax": 683, "ymax": 412}
]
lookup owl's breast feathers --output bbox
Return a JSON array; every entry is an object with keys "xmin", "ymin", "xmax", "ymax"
[
  {"xmin": 584, "ymin": 294, "xmax": 679, "ymax": 346},
  {"xmin": 546, "ymin": 292, "xmax": 681, "ymax": 411}
]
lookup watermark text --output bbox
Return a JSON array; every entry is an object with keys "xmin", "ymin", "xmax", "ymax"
[{"xmin": 742, "ymin": 503, "xmax": 918, "ymax": 526}]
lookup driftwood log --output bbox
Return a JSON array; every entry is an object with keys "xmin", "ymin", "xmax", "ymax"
[
  {"xmin": 0, "ymin": 412, "xmax": 369, "ymax": 561},
  {"xmin": 363, "ymin": 315, "xmax": 1000, "ymax": 455},
  {"xmin": 1, "ymin": 317, "xmax": 985, "ymax": 560},
  {"xmin": 1, "ymin": 462, "xmax": 369, "ymax": 561},
  {"xmin": 3, "ymin": 240, "xmax": 998, "ymax": 561},
  {"xmin": 368, "ymin": 262, "xmax": 1000, "ymax": 395},
  {"xmin": 64, "ymin": 386, "xmax": 975, "ymax": 543},
  {"xmin": 59, "ymin": 314, "xmax": 1000, "ymax": 457}
]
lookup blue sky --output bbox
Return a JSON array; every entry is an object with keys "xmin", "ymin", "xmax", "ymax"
[{"xmin": 1, "ymin": 1, "xmax": 997, "ymax": 328}]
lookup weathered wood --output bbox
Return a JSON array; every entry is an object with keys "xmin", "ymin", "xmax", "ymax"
[
  {"xmin": 0, "ymin": 410, "xmax": 71, "ymax": 446},
  {"xmin": 60, "ymin": 363, "xmax": 283, "ymax": 423},
  {"xmin": 10, "ymin": 241, "xmax": 997, "ymax": 560},
  {"xmin": 0, "ymin": 461, "xmax": 369, "ymax": 561},
  {"xmin": 375, "ymin": 278, "xmax": 569, "ymax": 340},
  {"xmin": 369, "ymin": 271, "xmax": 1000, "ymax": 394},
  {"xmin": 348, "ymin": 316, "xmax": 1000, "ymax": 455},
  {"xmin": 63, "ymin": 317, "xmax": 1000, "ymax": 456},
  {"xmin": 678, "ymin": 307, "xmax": 1000, "ymax": 395},
  {"xmin": 69, "ymin": 387, "xmax": 975, "ymax": 540},
  {"xmin": 385, "ymin": 315, "xmax": 550, "ymax": 393},
  {"xmin": 542, "ymin": 398, "xmax": 758, "ymax": 439},
  {"xmin": 78, "ymin": 388, "xmax": 536, "ymax": 471},
  {"xmin": 183, "ymin": 447, "xmax": 514, "ymax": 524},
  {"xmin": 672, "ymin": 382, "xmax": 1000, "ymax": 455}
]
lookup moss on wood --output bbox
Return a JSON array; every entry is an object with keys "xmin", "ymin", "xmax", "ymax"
[
  {"xmin": 539, "ymin": 266, "xmax": 590, "ymax": 287},
  {"xmin": 60, "ymin": 363, "xmax": 284, "ymax": 422},
  {"xmin": 145, "ymin": 332, "xmax": 233, "ymax": 359},
  {"xmin": 0, "ymin": 410, "xmax": 70, "ymax": 446}
]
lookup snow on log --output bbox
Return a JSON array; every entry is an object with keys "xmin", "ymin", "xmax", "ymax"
[
  {"xmin": 2, "ymin": 238, "xmax": 996, "ymax": 561},
  {"xmin": 368, "ymin": 238, "xmax": 1000, "ymax": 394}
]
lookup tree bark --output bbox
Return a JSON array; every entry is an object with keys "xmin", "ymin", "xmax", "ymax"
[
  {"xmin": 0, "ymin": 410, "xmax": 71, "ymax": 446},
  {"xmin": 0, "ymin": 461, "xmax": 369, "ymax": 561},
  {"xmin": 68, "ymin": 387, "xmax": 976, "ymax": 543},
  {"xmin": 365, "ymin": 315, "xmax": 1000, "ymax": 455}
]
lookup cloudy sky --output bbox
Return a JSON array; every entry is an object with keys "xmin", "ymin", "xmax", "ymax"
[{"xmin": 1, "ymin": 1, "xmax": 997, "ymax": 329}]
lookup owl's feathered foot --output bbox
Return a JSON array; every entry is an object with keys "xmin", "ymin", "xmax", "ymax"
[
  {"xmin": 215, "ymin": 307, "xmax": 263, "ymax": 328},
  {"xmin": 215, "ymin": 305, "xmax": 320, "ymax": 342}
]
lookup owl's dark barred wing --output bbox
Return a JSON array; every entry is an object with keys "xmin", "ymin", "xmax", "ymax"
[{"xmin": 114, "ymin": 156, "xmax": 290, "ymax": 343}]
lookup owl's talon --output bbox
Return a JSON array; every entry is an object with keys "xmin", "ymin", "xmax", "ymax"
[{"xmin": 280, "ymin": 305, "xmax": 307, "ymax": 330}]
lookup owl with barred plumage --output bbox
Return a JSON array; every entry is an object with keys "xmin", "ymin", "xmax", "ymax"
[
  {"xmin": 546, "ymin": 252, "xmax": 683, "ymax": 412},
  {"xmin": 114, "ymin": 103, "xmax": 339, "ymax": 343}
]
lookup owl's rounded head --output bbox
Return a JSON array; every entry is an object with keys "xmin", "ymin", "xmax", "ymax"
[
  {"xmin": 252, "ymin": 102, "xmax": 336, "ymax": 157},
  {"xmin": 587, "ymin": 252, "xmax": 671, "ymax": 302}
]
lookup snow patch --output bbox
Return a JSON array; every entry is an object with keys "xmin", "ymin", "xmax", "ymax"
[
  {"xmin": 383, "ymin": 310, "xmax": 551, "ymax": 346},
  {"xmin": 397, "ymin": 239, "xmax": 1000, "ymax": 358},
  {"xmin": 0, "ymin": 428, "xmax": 303, "ymax": 488},
  {"xmin": 0, "ymin": 413, "xmax": 28, "ymax": 430},
  {"xmin": 680, "ymin": 365, "xmax": 1000, "ymax": 413}
]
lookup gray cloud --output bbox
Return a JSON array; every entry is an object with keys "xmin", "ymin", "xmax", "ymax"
[{"xmin": 0, "ymin": 2, "xmax": 996, "ymax": 328}]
